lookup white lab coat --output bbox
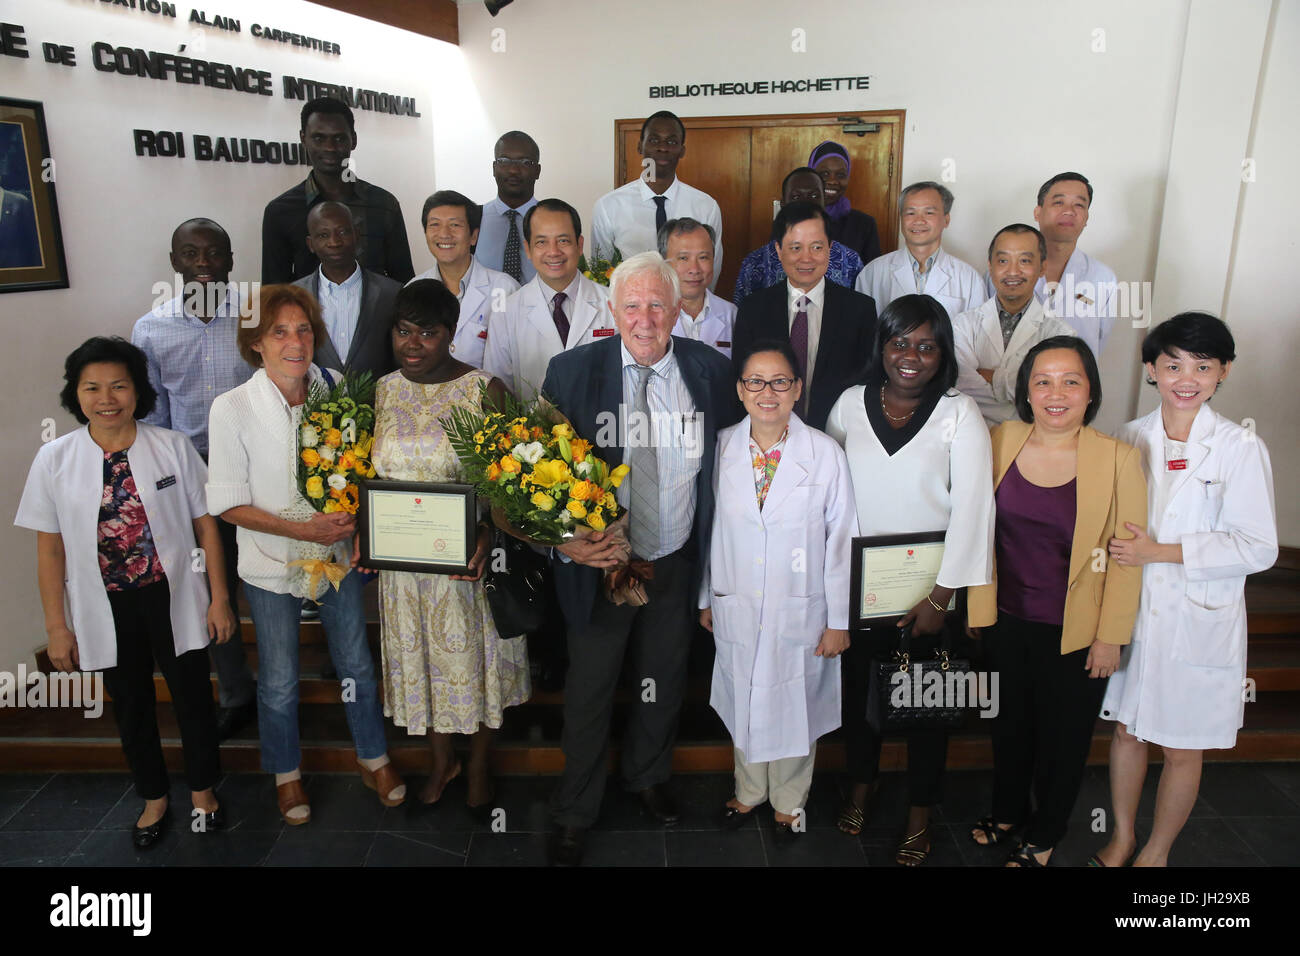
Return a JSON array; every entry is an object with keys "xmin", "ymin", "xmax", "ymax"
[
  {"xmin": 14, "ymin": 424, "xmax": 213, "ymax": 671},
  {"xmin": 825, "ymin": 387, "xmax": 994, "ymax": 588},
  {"xmin": 672, "ymin": 289, "xmax": 737, "ymax": 358},
  {"xmin": 409, "ymin": 257, "xmax": 519, "ymax": 370},
  {"xmin": 702, "ymin": 414, "xmax": 859, "ymax": 763},
  {"xmin": 952, "ymin": 296, "xmax": 1077, "ymax": 427},
  {"xmin": 983, "ymin": 248, "xmax": 1119, "ymax": 358},
  {"xmin": 482, "ymin": 273, "xmax": 612, "ymax": 399},
  {"xmin": 1100, "ymin": 405, "xmax": 1277, "ymax": 749},
  {"xmin": 855, "ymin": 248, "xmax": 984, "ymax": 319}
]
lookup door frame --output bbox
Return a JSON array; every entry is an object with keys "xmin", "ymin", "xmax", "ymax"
[{"xmin": 614, "ymin": 109, "xmax": 907, "ymax": 251}]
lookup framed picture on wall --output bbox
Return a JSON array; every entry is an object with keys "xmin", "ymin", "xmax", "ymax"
[{"xmin": 0, "ymin": 98, "xmax": 68, "ymax": 294}]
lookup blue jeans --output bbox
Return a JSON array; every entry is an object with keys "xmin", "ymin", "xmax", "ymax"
[{"xmin": 244, "ymin": 572, "xmax": 387, "ymax": 773}]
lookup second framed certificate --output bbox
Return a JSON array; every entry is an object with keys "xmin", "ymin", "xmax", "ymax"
[
  {"xmin": 849, "ymin": 531, "xmax": 956, "ymax": 627},
  {"xmin": 358, "ymin": 480, "xmax": 477, "ymax": 575}
]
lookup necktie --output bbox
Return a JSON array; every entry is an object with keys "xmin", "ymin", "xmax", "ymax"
[
  {"xmin": 551, "ymin": 291, "xmax": 570, "ymax": 346},
  {"xmin": 628, "ymin": 365, "xmax": 660, "ymax": 559},
  {"xmin": 790, "ymin": 295, "xmax": 809, "ymax": 417},
  {"xmin": 503, "ymin": 209, "xmax": 522, "ymax": 283},
  {"xmin": 653, "ymin": 195, "xmax": 668, "ymax": 234}
]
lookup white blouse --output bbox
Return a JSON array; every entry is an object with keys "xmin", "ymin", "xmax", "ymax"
[
  {"xmin": 825, "ymin": 387, "xmax": 995, "ymax": 590},
  {"xmin": 206, "ymin": 366, "xmax": 333, "ymax": 594}
]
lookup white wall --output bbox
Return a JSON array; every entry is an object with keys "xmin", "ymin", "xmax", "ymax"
[{"xmin": 0, "ymin": 0, "xmax": 460, "ymax": 672}]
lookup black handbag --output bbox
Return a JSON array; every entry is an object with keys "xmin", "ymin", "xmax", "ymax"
[
  {"xmin": 866, "ymin": 623, "xmax": 975, "ymax": 734},
  {"xmin": 481, "ymin": 528, "xmax": 548, "ymax": 637}
]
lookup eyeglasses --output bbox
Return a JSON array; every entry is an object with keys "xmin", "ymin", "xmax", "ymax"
[
  {"xmin": 493, "ymin": 158, "xmax": 539, "ymax": 170},
  {"xmin": 740, "ymin": 376, "xmax": 797, "ymax": 392}
]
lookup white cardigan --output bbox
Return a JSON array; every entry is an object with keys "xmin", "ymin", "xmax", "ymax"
[
  {"xmin": 206, "ymin": 366, "xmax": 332, "ymax": 593},
  {"xmin": 15, "ymin": 423, "xmax": 212, "ymax": 670},
  {"xmin": 825, "ymin": 387, "xmax": 995, "ymax": 590}
]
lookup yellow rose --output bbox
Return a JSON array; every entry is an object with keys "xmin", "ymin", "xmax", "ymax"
[
  {"xmin": 570, "ymin": 479, "xmax": 595, "ymax": 501},
  {"xmin": 566, "ymin": 499, "xmax": 587, "ymax": 519},
  {"xmin": 305, "ymin": 475, "xmax": 325, "ymax": 499},
  {"xmin": 485, "ymin": 462, "xmax": 503, "ymax": 482},
  {"xmin": 323, "ymin": 499, "xmax": 343, "ymax": 513},
  {"xmin": 551, "ymin": 423, "xmax": 574, "ymax": 440},
  {"xmin": 301, "ymin": 448, "xmax": 321, "ymax": 468},
  {"xmin": 586, "ymin": 510, "xmax": 606, "ymax": 532},
  {"xmin": 324, "ymin": 428, "xmax": 343, "ymax": 448},
  {"xmin": 500, "ymin": 456, "xmax": 521, "ymax": 474},
  {"xmin": 531, "ymin": 492, "xmax": 556, "ymax": 511},
  {"xmin": 609, "ymin": 464, "xmax": 630, "ymax": 488}
]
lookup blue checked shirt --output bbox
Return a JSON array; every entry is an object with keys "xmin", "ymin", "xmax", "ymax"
[
  {"xmin": 132, "ymin": 285, "xmax": 253, "ymax": 457},
  {"xmin": 317, "ymin": 263, "xmax": 364, "ymax": 364},
  {"xmin": 618, "ymin": 340, "xmax": 700, "ymax": 561}
]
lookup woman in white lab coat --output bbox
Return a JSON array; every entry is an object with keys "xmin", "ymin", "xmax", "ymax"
[
  {"xmin": 700, "ymin": 339, "xmax": 858, "ymax": 841},
  {"xmin": 825, "ymin": 294, "xmax": 995, "ymax": 865},
  {"xmin": 15, "ymin": 337, "xmax": 234, "ymax": 850},
  {"xmin": 1094, "ymin": 313, "xmax": 1277, "ymax": 867}
]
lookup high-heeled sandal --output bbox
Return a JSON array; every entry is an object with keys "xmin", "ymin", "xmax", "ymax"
[
  {"xmin": 895, "ymin": 826, "xmax": 930, "ymax": 866},
  {"xmin": 358, "ymin": 761, "xmax": 406, "ymax": 807},
  {"xmin": 1006, "ymin": 841, "xmax": 1052, "ymax": 867}
]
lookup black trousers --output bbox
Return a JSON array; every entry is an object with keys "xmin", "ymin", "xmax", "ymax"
[
  {"xmin": 103, "ymin": 579, "xmax": 221, "ymax": 799},
  {"xmin": 210, "ymin": 512, "xmax": 255, "ymax": 709},
  {"xmin": 841, "ymin": 625, "xmax": 950, "ymax": 807},
  {"xmin": 983, "ymin": 612, "xmax": 1107, "ymax": 848},
  {"xmin": 551, "ymin": 549, "xmax": 693, "ymax": 829}
]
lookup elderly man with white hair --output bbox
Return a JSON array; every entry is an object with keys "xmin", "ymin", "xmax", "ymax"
[{"xmin": 540, "ymin": 251, "xmax": 740, "ymax": 866}]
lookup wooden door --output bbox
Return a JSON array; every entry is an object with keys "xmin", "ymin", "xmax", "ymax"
[{"xmin": 617, "ymin": 111, "xmax": 904, "ymax": 298}]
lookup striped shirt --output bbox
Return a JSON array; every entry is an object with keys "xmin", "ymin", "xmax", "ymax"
[
  {"xmin": 618, "ymin": 340, "xmax": 700, "ymax": 561},
  {"xmin": 317, "ymin": 263, "xmax": 364, "ymax": 363},
  {"xmin": 132, "ymin": 286, "xmax": 252, "ymax": 457}
]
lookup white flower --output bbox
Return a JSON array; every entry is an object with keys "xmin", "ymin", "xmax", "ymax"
[
  {"xmin": 511, "ymin": 441, "xmax": 546, "ymax": 465},
  {"xmin": 301, "ymin": 425, "xmax": 320, "ymax": 448},
  {"xmin": 318, "ymin": 444, "xmax": 336, "ymax": 463},
  {"xmin": 340, "ymin": 417, "xmax": 357, "ymax": 444},
  {"xmin": 575, "ymin": 459, "xmax": 594, "ymax": 477},
  {"xmin": 327, "ymin": 473, "xmax": 348, "ymax": 491}
]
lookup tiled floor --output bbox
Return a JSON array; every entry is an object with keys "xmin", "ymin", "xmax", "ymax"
[{"xmin": 1, "ymin": 762, "xmax": 1296, "ymax": 867}]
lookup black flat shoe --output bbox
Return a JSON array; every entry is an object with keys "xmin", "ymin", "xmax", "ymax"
[
  {"xmin": 638, "ymin": 784, "xmax": 681, "ymax": 825},
  {"xmin": 719, "ymin": 804, "xmax": 755, "ymax": 830},
  {"xmin": 215, "ymin": 702, "xmax": 256, "ymax": 742},
  {"xmin": 133, "ymin": 806, "xmax": 170, "ymax": 850},
  {"xmin": 194, "ymin": 805, "xmax": 225, "ymax": 833},
  {"xmin": 548, "ymin": 826, "xmax": 587, "ymax": 867},
  {"xmin": 772, "ymin": 819, "xmax": 801, "ymax": 845}
]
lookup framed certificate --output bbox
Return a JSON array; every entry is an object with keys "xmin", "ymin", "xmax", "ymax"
[
  {"xmin": 358, "ymin": 480, "xmax": 477, "ymax": 574},
  {"xmin": 849, "ymin": 531, "xmax": 956, "ymax": 627}
]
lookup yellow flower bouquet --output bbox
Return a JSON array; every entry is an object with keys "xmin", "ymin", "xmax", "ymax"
[
  {"xmin": 288, "ymin": 371, "xmax": 377, "ymax": 599},
  {"xmin": 578, "ymin": 246, "xmax": 623, "ymax": 287},
  {"xmin": 441, "ymin": 382, "xmax": 627, "ymax": 547}
]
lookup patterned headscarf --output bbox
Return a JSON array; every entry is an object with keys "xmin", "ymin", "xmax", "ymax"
[{"xmin": 808, "ymin": 140, "xmax": 852, "ymax": 220}]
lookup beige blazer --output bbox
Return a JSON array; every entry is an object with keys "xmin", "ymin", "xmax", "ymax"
[{"xmin": 968, "ymin": 421, "xmax": 1147, "ymax": 655}]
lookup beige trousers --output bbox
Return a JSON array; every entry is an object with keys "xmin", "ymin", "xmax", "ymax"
[{"xmin": 733, "ymin": 745, "xmax": 817, "ymax": 816}]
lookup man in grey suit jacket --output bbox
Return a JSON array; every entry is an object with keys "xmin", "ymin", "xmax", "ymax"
[{"xmin": 291, "ymin": 201, "xmax": 399, "ymax": 379}]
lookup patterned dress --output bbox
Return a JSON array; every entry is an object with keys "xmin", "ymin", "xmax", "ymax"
[{"xmin": 371, "ymin": 369, "xmax": 531, "ymax": 735}]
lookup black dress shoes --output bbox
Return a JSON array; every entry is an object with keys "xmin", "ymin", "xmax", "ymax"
[
  {"xmin": 215, "ymin": 702, "xmax": 256, "ymax": 742},
  {"xmin": 548, "ymin": 826, "xmax": 587, "ymax": 867},
  {"xmin": 772, "ymin": 819, "xmax": 802, "ymax": 845},
  {"xmin": 638, "ymin": 784, "xmax": 681, "ymax": 825},
  {"xmin": 132, "ymin": 806, "xmax": 170, "ymax": 850}
]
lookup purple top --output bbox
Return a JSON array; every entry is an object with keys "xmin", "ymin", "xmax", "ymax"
[{"xmin": 995, "ymin": 460, "xmax": 1076, "ymax": 626}]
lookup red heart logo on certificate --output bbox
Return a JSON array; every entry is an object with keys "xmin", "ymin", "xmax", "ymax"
[
  {"xmin": 415, "ymin": 498, "xmax": 422, "ymax": 504},
  {"xmin": 907, "ymin": 549, "xmax": 914, "ymax": 556}
]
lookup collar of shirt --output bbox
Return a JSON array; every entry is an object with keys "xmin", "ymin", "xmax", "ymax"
[
  {"xmin": 485, "ymin": 195, "xmax": 537, "ymax": 217},
  {"xmin": 677, "ymin": 297, "xmax": 710, "ymax": 334},
  {"xmin": 620, "ymin": 337, "xmax": 678, "ymax": 377},
  {"xmin": 636, "ymin": 177, "xmax": 680, "ymax": 205},
  {"xmin": 544, "ymin": 271, "xmax": 583, "ymax": 309},
  {"xmin": 304, "ymin": 170, "xmax": 370, "ymax": 206},
  {"xmin": 996, "ymin": 302, "xmax": 1029, "ymax": 325},
  {"xmin": 787, "ymin": 277, "xmax": 826, "ymax": 311},
  {"xmin": 911, "ymin": 252, "xmax": 938, "ymax": 276},
  {"xmin": 319, "ymin": 261, "xmax": 362, "ymax": 293},
  {"xmin": 164, "ymin": 285, "xmax": 241, "ymax": 324}
]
